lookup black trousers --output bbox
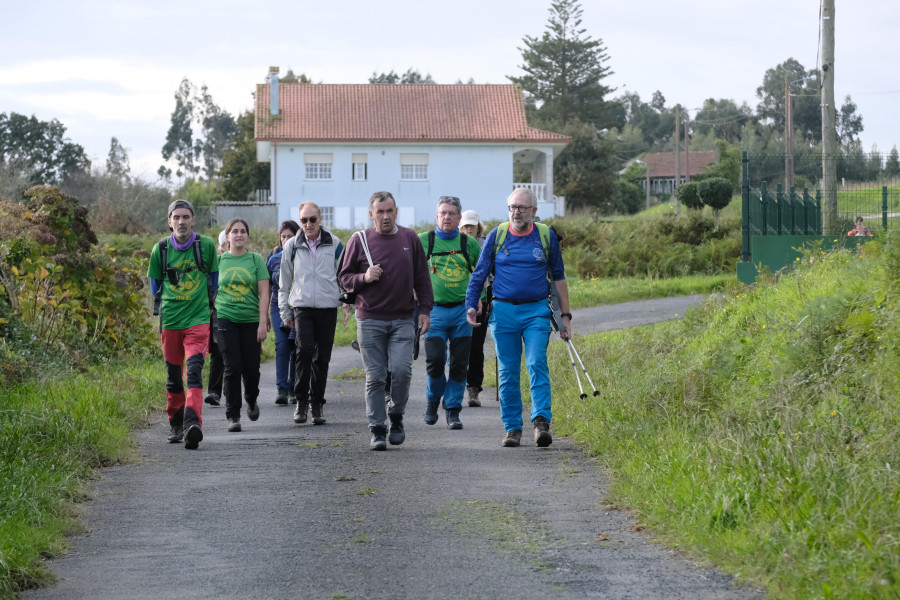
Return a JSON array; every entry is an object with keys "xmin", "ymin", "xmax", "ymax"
[
  {"xmin": 466, "ymin": 306, "xmax": 489, "ymax": 390},
  {"xmin": 292, "ymin": 307, "xmax": 337, "ymax": 405},
  {"xmin": 216, "ymin": 318, "xmax": 261, "ymax": 420},
  {"xmin": 207, "ymin": 321, "xmax": 224, "ymax": 397}
]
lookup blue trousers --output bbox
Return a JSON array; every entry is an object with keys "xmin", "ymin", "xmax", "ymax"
[
  {"xmin": 489, "ymin": 300, "xmax": 552, "ymax": 432},
  {"xmin": 270, "ymin": 303, "xmax": 295, "ymax": 393},
  {"xmin": 425, "ymin": 304, "xmax": 472, "ymax": 410}
]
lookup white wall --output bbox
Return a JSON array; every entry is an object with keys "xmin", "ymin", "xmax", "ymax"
[{"xmin": 271, "ymin": 143, "xmax": 526, "ymax": 229}]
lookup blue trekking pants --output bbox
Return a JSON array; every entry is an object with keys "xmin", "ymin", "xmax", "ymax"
[
  {"xmin": 489, "ymin": 300, "xmax": 552, "ymax": 432},
  {"xmin": 425, "ymin": 304, "xmax": 472, "ymax": 410}
]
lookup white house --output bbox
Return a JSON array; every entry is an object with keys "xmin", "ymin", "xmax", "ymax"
[{"xmin": 254, "ymin": 67, "xmax": 570, "ymax": 229}]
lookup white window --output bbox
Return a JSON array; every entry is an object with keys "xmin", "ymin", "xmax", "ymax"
[
  {"xmin": 400, "ymin": 153, "xmax": 428, "ymax": 180},
  {"xmin": 352, "ymin": 153, "xmax": 367, "ymax": 181},
  {"xmin": 320, "ymin": 206, "xmax": 334, "ymax": 229},
  {"xmin": 304, "ymin": 153, "xmax": 333, "ymax": 180}
]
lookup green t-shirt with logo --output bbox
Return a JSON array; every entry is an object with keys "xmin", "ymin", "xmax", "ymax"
[
  {"xmin": 215, "ymin": 251, "xmax": 269, "ymax": 324},
  {"xmin": 147, "ymin": 235, "xmax": 218, "ymax": 331},
  {"xmin": 418, "ymin": 231, "xmax": 482, "ymax": 305}
]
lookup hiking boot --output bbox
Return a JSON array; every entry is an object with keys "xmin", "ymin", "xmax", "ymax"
[
  {"xmin": 227, "ymin": 418, "xmax": 241, "ymax": 433},
  {"xmin": 446, "ymin": 407, "xmax": 463, "ymax": 430},
  {"xmin": 275, "ymin": 389, "xmax": 289, "ymax": 406},
  {"xmin": 370, "ymin": 426, "xmax": 387, "ymax": 451},
  {"xmin": 293, "ymin": 400, "xmax": 308, "ymax": 424},
  {"xmin": 203, "ymin": 393, "xmax": 220, "ymax": 406},
  {"xmin": 351, "ymin": 339, "xmax": 360, "ymax": 352},
  {"xmin": 184, "ymin": 425, "xmax": 203, "ymax": 450},
  {"xmin": 167, "ymin": 424, "xmax": 184, "ymax": 444},
  {"xmin": 467, "ymin": 386, "xmax": 481, "ymax": 407},
  {"xmin": 289, "ymin": 394, "xmax": 298, "ymax": 405},
  {"xmin": 388, "ymin": 415, "xmax": 405, "ymax": 445},
  {"xmin": 311, "ymin": 403, "xmax": 326, "ymax": 425},
  {"xmin": 502, "ymin": 430, "xmax": 522, "ymax": 447},
  {"xmin": 246, "ymin": 400, "xmax": 260, "ymax": 422},
  {"xmin": 533, "ymin": 416, "xmax": 552, "ymax": 447},
  {"xmin": 424, "ymin": 401, "xmax": 439, "ymax": 425}
]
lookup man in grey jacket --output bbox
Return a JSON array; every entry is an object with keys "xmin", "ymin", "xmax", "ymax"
[{"xmin": 279, "ymin": 201, "xmax": 346, "ymax": 425}]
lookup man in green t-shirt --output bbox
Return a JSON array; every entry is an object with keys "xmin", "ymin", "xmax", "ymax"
[
  {"xmin": 147, "ymin": 200, "xmax": 219, "ymax": 450},
  {"xmin": 418, "ymin": 196, "xmax": 482, "ymax": 430}
]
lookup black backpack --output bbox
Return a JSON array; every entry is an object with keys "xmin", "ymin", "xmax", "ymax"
[
  {"xmin": 425, "ymin": 231, "xmax": 473, "ymax": 272},
  {"xmin": 153, "ymin": 237, "xmax": 215, "ymax": 315}
]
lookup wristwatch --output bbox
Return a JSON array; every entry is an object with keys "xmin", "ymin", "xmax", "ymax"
[{"xmin": 560, "ymin": 312, "xmax": 572, "ymax": 320}]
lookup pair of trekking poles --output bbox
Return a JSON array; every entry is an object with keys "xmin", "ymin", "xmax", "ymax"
[{"xmin": 487, "ymin": 296, "xmax": 600, "ymax": 401}]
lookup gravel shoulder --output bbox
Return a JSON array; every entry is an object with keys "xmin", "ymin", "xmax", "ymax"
[{"xmin": 24, "ymin": 295, "xmax": 761, "ymax": 600}]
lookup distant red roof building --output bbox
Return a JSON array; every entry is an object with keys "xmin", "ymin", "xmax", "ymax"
[
  {"xmin": 254, "ymin": 83, "xmax": 571, "ymax": 144},
  {"xmin": 641, "ymin": 150, "xmax": 718, "ymax": 179}
]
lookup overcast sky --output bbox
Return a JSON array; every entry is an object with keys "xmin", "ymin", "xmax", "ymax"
[{"xmin": 2, "ymin": 0, "xmax": 897, "ymax": 181}]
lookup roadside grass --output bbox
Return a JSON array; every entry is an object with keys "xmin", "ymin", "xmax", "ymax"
[
  {"xmin": 550, "ymin": 236, "xmax": 900, "ymax": 598},
  {"xmin": 0, "ymin": 360, "xmax": 164, "ymax": 598},
  {"xmin": 568, "ymin": 274, "xmax": 731, "ymax": 308}
]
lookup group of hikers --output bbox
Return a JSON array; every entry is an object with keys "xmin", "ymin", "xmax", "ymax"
[{"xmin": 147, "ymin": 188, "xmax": 572, "ymax": 451}]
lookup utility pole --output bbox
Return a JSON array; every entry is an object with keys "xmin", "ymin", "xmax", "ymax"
[
  {"xmin": 674, "ymin": 104, "xmax": 681, "ymax": 215},
  {"xmin": 785, "ymin": 74, "xmax": 794, "ymax": 189},
  {"xmin": 684, "ymin": 109, "xmax": 691, "ymax": 183},
  {"xmin": 821, "ymin": 0, "xmax": 837, "ymax": 232}
]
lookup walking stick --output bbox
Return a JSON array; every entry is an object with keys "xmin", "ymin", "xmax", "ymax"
[
  {"xmin": 567, "ymin": 339, "xmax": 600, "ymax": 397},
  {"xmin": 565, "ymin": 339, "xmax": 588, "ymax": 400}
]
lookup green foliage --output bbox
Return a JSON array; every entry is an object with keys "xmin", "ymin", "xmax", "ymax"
[
  {"xmin": 508, "ymin": 0, "xmax": 615, "ymax": 127},
  {"xmin": 615, "ymin": 179, "xmax": 643, "ymax": 215},
  {"xmin": 549, "ymin": 211, "xmax": 740, "ymax": 278},
  {"xmin": 217, "ymin": 111, "xmax": 271, "ymax": 203},
  {"xmin": 0, "ymin": 112, "xmax": 90, "ymax": 188},
  {"xmin": 0, "ymin": 187, "xmax": 155, "ymax": 386},
  {"xmin": 551, "ymin": 236, "xmax": 900, "ymax": 598},
  {"xmin": 886, "ymin": 146, "xmax": 900, "ymax": 179},
  {"xmin": 702, "ymin": 140, "xmax": 741, "ymax": 189},
  {"xmin": 674, "ymin": 181, "xmax": 702, "ymax": 210},
  {"xmin": 368, "ymin": 69, "xmax": 434, "ymax": 84},
  {"xmin": 550, "ymin": 120, "xmax": 619, "ymax": 212},
  {"xmin": 698, "ymin": 177, "xmax": 734, "ymax": 213},
  {"xmin": 692, "ymin": 98, "xmax": 753, "ymax": 144}
]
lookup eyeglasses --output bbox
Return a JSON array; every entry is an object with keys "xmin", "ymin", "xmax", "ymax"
[
  {"xmin": 437, "ymin": 211, "xmax": 459, "ymax": 218},
  {"xmin": 300, "ymin": 216, "xmax": 318, "ymax": 224},
  {"xmin": 508, "ymin": 205, "xmax": 533, "ymax": 213}
]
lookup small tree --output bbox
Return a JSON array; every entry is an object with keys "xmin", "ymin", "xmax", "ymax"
[
  {"xmin": 674, "ymin": 181, "xmax": 702, "ymax": 211},
  {"xmin": 698, "ymin": 177, "xmax": 734, "ymax": 218}
]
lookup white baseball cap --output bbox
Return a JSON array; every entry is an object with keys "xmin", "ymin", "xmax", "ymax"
[{"xmin": 460, "ymin": 210, "xmax": 480, "ymax": 226}]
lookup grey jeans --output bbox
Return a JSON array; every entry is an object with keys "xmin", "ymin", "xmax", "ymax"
[{"xmin": 357, "ymin": 318, "xmax": 415, "ymax": 430}]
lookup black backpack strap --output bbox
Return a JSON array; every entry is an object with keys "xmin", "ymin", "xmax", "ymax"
[
  {"xmin": 459, "ymin": 232, "xmax": 472, "ymax": 272},
  {"xmin": 427, "ymin": 230, "xmax": 436, "ymax": 260}
]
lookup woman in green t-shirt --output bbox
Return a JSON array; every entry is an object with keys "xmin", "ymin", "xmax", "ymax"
[{"xmin": 215, "ymin": 218, "xmax": 270, "ymax": 432}]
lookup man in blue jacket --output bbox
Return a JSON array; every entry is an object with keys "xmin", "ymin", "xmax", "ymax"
[{"xmin": 465, "ymin": 188, "xmax": 572, "ymax": 448}]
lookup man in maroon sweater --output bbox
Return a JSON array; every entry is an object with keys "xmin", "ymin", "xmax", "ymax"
[{"xmin": 338, "ymin": 191, "xmax": 434, "ymax": 450}]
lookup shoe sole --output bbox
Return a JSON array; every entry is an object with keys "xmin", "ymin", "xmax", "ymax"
[
  {"xmin": 247, "ymin": 405, "xmax": 260, "ymax": 421},
  {"xmin": 228, "ymin": 423, "xmax": 241, "ymax": 432},
  {"xmin": 388, "ymin": 433, "xmax": 405, "ymax": 445},
  {"xmin": 167, "ymin": 435, "xmax": 183, "ymax": 444},
  {"xmin": 447, "ymin": 423, "xmax": 463, "ymax": 430},
  {"xmin": 370, "ymin": 442, "xmax": 387, "ymax": 451},
  {"xmin": 275, "ymin": 399, "xmax": 288, "ymax": 406},
  {"xmin": 294, "ymin": 416, "xmax": 308, "ymax": 424},
  {"xmin": 313, "ymin": 418, "xmax": 326, "ymax": 425},
  {"xmin": 468, "ymin": 401, "xmax": 481, "ymax": 407},
  {"xmin": 184, "ymin": 426, "xmax": 203, "ymax": 450},
  {"xmin": 204, "ymin": 398, "xmax": 220, "ymax": 406},
  {"xmin": 535, "ymin": 432, "xmax": 553, "ymax": 447}
]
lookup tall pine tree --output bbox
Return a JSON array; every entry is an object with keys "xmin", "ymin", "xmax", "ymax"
[{"xmin": 508, "ymin": 0, "xmax": 615, "ymax": 127}]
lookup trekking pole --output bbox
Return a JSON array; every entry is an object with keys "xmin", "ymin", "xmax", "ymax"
[
  {"xmin": 565, "ymin": 339, "xmax": 587, "ymax": 400},
  {"xmin": 568, "ymin": 339, "xmax": 600, "ymax": 397}
]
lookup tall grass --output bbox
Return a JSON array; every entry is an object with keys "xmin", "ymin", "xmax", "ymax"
[
  {"xmin": 550, "ymin": 235, "xmax": 900, "ymax": 598},
  {"xmin": 0, "ymin": 361, "xmax": 164, "ymax": 598}
]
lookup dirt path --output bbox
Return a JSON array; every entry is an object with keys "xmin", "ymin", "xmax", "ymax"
[{"xmin": 24, "ymin": 295, "xmax": 761, "ymax": 600}]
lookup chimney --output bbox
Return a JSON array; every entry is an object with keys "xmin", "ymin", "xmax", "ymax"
[{"xmin": 268, "ymin": 66, "xmax": 280, "ymax": 116}]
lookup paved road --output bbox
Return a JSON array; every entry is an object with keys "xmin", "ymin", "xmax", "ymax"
[{"xmin": 25, "ymin": 295, "xmax": 760, "ymax": 600}]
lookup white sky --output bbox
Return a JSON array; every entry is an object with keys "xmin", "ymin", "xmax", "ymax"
[{"xmin": 2, "ymin": 0, "xmax": 897, "ymax": 180}]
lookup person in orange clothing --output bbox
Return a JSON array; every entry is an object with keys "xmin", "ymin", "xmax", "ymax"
[{"xmin": 847, "ymin": 216, "xmax": 873, "ymax": 236}]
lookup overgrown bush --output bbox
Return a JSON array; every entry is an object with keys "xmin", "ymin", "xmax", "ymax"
[
  {"xmin": 0, "ymin": 186, "xmax": 156, "ymax": 386},
  {"xmin": 674, "ymin": 181, "xmax": 702, "ymax": 210},
  {"xmin": 548, "ymin": 212, "xmax": 740, "ymax": 279}
]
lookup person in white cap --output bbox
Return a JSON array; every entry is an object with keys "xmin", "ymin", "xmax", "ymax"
[{"xmin": 458, "ymin": 209, "xmax": 488, "ymax": 407}]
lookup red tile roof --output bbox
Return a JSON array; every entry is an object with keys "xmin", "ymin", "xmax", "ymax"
[
  {"xmin": 642, "ymin": 151, "xmax": 718, "ymax": 179},
  {"xmin": 255, "ymin": 83, "xmax": 571, "ymax": 144}
]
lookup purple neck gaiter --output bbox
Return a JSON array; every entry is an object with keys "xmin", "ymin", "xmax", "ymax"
[{"xmin": 170, "ymin": 232, "xmax": 197, "ymax": 252}]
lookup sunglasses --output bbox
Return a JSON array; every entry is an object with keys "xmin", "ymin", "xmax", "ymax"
[{"xmin": 300, "ymin": 216, "xmax": 318, "ymax": 224}]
